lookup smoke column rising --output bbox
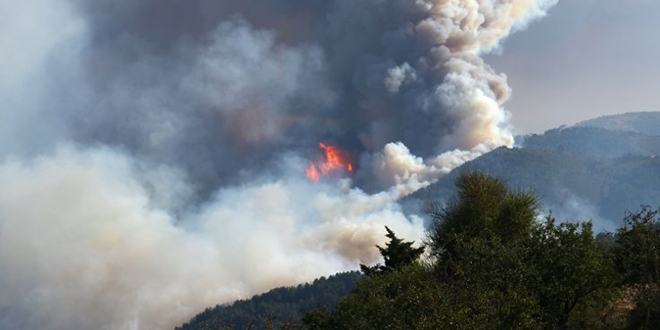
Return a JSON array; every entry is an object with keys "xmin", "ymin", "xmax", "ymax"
[{"xmin": 0, "ymin": 0, "xmax": 557, "ymax": 329}]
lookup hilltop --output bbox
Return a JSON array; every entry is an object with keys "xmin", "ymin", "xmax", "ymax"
[
  {"xmin": 576, "ymin": 111, "xmax": 660, "ymax": 136},
  {"xmin": 408, "ymin": 112, "xmax": 660, "ymax": 230}
]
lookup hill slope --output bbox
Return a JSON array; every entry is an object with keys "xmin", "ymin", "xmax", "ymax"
[
  {"xmin": 522, "ymin": 126, "xmax": 660, "ymax": 159},
  {"xmin": 176, "ymin": 271, "xmax": 363, "ymax": 330},
  {"xmin": 409, "ymin": 112, "xmax": 660, "ymax": 231}
]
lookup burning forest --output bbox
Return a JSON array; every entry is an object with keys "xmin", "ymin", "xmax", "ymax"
[
  {"xmin": 0, "ymin": 0, "xmax": 559, "ymax": 329},
  {"xmin": 306, "ymin": 143, "xmax": 354, "ymax": 182}
]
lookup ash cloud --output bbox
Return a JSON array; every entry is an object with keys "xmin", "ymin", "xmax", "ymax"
[{"xmin": 0, "ymin": 0, "xmax": 557, "ymax": 329}]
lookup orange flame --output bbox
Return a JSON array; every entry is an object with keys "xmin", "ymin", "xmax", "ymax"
[
  {"xmin": 305, "ymin": 143, "xmax": 354, "ymax": 181},
  {"xmin": 305, "ymin": 162, "xmax": 320, "ymax": 182}
]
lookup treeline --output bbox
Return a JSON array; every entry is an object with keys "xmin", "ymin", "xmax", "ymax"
[
  {"xmin": 179, "ymin": 171, "xmax": 660, "ymax": 329},
  {"xmin": 176, "ymin": 272, "xmax": 363, "ymax": 330},
  {"xmin": 304, "ymin": 171, "xmax": 660, "ymax": 330}
]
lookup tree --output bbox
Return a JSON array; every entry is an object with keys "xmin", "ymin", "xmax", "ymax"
[
  {"xmin": 427, "ymin": 170, "xmax": 538, "ymax": 259},
  {"xmin": 614, "ymin": 206, "xmax": 660, "ymax": 285},
  {"xmin": 303, "ymin": 171, "xmax": 631, "ymax": 330},
  {"xmin": 427, "ymin": 171, "xmax": 618, "ymax": 329},
  {"xmin": 360, "ymin": 226, "xmax": 424, "ymax": 276},
  {"xmin": 308, "ymin": 229, "xmax": 433, "ymax": 330},
  {"xmin": 613, "ymin": 206, "xmax": 660, "ymax": 329},
  {"xmin": 529, "ymin": 217, "xmax": 618, "ymax": 329},
  {"xmin": 424, "ymin": 171, "xmax": 543, "ymax": 328},
  {"xmin": 305, "ymin": 264, "xmax": 449, "ymax": 330}
]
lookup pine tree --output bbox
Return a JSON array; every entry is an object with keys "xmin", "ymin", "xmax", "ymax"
[{"xmin": 360, "ymin": 226, "xmax": 424, "ymax": 276}]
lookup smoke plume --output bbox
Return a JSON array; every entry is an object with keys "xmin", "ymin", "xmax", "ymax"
[{"xmin": 0, "ymin": 0, "xmax": 557, "ymax": 329}]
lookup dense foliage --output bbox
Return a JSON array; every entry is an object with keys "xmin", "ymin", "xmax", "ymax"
[
  {"xmin": 303, "ymin": 171, "xmax": 660, "ymax": 330},
  {"xmin": 359, "ymin": 226, "xmax": 424, "ymax": 276}
]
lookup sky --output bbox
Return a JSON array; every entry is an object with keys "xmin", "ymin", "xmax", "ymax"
[{"xmin": 488, "ymin": 0, "xmax": 660, "ymax": 134}]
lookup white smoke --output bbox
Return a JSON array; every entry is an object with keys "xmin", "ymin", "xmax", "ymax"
[
  {"xmin": 0, "ymin": 145, "xmax": 424, "ymax": 330},
  {"xmin": 0, "ymin": 0, "xmax": 558, "ymax": 329}
]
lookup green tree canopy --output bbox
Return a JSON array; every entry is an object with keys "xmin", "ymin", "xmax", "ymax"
[
  {"xmin": 613, "ymin": 206, "xmax": 660, "ymax": 329},
  {"xmin": 360, "ymin": 226, "xmax": 425, "ymax": 276},
  {"xmin": 180, "ymin": 172, "xmax": 660, "ymax": 330},
  {"xmin": 530, "ymin": 217, "xmax": 618, "ymax": 329},
  {"xmin": 427, "ymin": 170, "xmax": 539, "ymax": 279},
  {"xmin": 428, "ymin": 170, "xmax": 538, "ymax": 250},
  {"xmin": 426, "ymin": 171, "xmax": 617, "ymax": 329},
  {"xmin": 615, "ymin": 206, "xmax": 660, "ymax": 285}
]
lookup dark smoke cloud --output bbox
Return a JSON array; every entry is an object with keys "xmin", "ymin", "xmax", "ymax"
[
  {"xmin": 75, "ymin": 16, "xmax": 334, "ymax": 194},
  {"xmin": 0, "ymin": 0, "xmax": 557, "ymax": 328},
  {"xmin": 36, "ymin": 0, "xmax": 555, "ymax": 190}
]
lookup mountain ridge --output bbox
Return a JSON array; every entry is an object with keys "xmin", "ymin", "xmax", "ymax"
[
  {"xmin": 407, "ymin": 111, "xmax": 660, "ymax": 231},
  {"xmin": 575, "ymin": 111, "xmax": 660, "ymax": 136}
]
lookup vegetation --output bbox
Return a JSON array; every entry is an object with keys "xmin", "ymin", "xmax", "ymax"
[
  {"xmin": 359, "ymin": 226, "xmax": 424, "ymax": 276},
  {"xmin": 302, "ymin": 171, "xmax": 660, "ymax": 330},
  {"xmin": 176, "ymin": 272, "xmax": 363, "ymax": 330},
  {"xmin": 613, "ymin": 206, "xmax": 660, "ymax": 329},
  {"xmin": 179, "ymin": 169, "xmax": 660, "ymax": 330}
]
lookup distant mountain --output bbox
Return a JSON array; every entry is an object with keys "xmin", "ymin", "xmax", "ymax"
[
  {"xmin": 522, "ymin": 126, "xmax": 660, "ymax": 159},
  {"xmin": 576, "ymin": 111, "xmax": 660, "ymax": 136},
  {"xmin": 408, "ymin": 112, "xmax": 660, "ymax": 231},
  {"xmin": 176, "ymin": 272, "xmax": 363, "ymax": 330}
]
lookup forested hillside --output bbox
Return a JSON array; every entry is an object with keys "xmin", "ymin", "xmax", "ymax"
[
  {"xmin": 576, "ymin": 112, "xmax": 660, "ymax": 136},
  {"xmin": 410, "ymin": 112, "xmax": 660, "ymax": 230},
  {"xmin": 176, "ymin": 272, "xmax": 363, "ymax": 330}
]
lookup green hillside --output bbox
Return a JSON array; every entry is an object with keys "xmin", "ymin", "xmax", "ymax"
[
  {"xmin": 302, "ymin": 173, "xmax": 660, "ymax": 330},
  {"xmin": 411, "ymin": 147, "xmax": 660, "ymax": 230},
  {"xmin": 176, "ymin": 272, "xmax": 363, "ymax": 330}
]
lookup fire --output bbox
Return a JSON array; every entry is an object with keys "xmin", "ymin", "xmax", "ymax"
[
  {"xmin": 306, "ymin": 143, "xmax": 354, "ymax": 181},
  {"xmin": 305, "ymin": 161, "xmax": 320, "ymax": 182}
]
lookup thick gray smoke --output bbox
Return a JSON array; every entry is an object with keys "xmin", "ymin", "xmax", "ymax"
[{"xmin": 0, "ymin": 0, "xmax": 557, "ymax": 329}]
